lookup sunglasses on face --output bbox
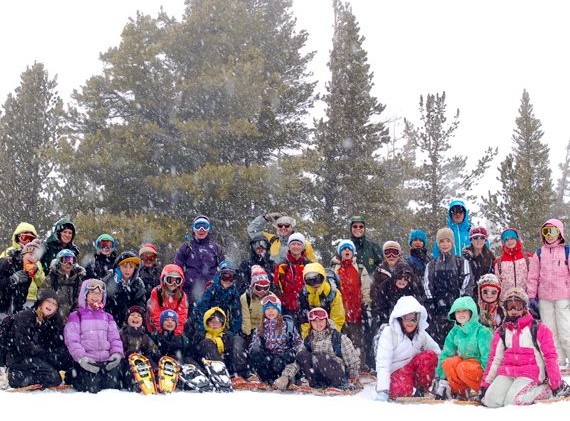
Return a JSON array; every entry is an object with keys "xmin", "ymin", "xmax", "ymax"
[
  {"xmin": 397, "ymin": 273, "xmax": 412, "ymax": 281},
  {"xmin": 384, "ymin": 249, "xmax": 400, "ymax": 258},
  {"xmin": 308, "ymin": 308, "xmax": 328, "ymax": 321},
  {"xmin": 401, "ymin": 314, "xmax": 418, "ymax": 323},
  {"xmin": 164, "ymin": 275, "xmax": 183, "ymax": 286},
  {"xmin": 352, "ymin": 224, "xmax": 364, "ymax": 229},
  {"xmin": 450, "ymin": 206, "xmax": 465, "ymax": 214},
  {"xmin": 542, "ymin": 226, "xmax": 560, "ymax": 237},
  {"xmin": 252, "ymin": 240, "xmax": 268, "ymax": 250},
  {"xmin": 18, "ymin": 233, "xmax": 36, "ymax": 243},
  {"xmin": 277, "ymin": 224, "xmax": 291, "ymax": 229},
  {"xmin": 505, "ymin": 301, "xmax": 525, "ymax": 311},
  {"xmin": 261, "ymin": 294, "xmax": 280, "ymax": 306},
  {"xmin": 471, "ymin": 235, "xmax": 486, "ymax": 241},
  {"xmin": 192, "ymin": 221, "xmax": 211, "ymax": 232},
  {"xmin": 60, "ymin": 256, "xmax": 76, "ymax": 264}
]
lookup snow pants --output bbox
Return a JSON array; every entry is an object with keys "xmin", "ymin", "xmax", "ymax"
[
  {"xmin": 482, "ymin": 375, "xmax": 552, "ymax": 407},
  {"xmin": 538, "ymin": 299, "xmax": 570, "ymax": 365},
  {"xmin": 296, "ymin": 349, "xmax": 346, "ymax": 388},
  {"xmin": 197, "ymin": 334, "xmax": 249, "ymax": 377},
  {"xmin": 441, "ymin": 356, "xmax": 483, "ymax": 395},
  {"xmin": 389, "ymin": 350, "xmax": 438, "ymax": 398},
  {"xmin": 8, "ymin": 358, "xmax": 62, "ymax": 389},
  {"xmin": 249, "ymin": 345, "xmax": 296, "ymax": 383}
]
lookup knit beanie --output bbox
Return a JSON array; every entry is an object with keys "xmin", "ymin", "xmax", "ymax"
[
  {"xmin": 436, "ymin": 227, "xmax": 455, "ymax": 245},
  {"xmin": 477, "ymin": 274, "xmax": 501, "ymax": 299},
  {"xmin": 159, "ymin": 309, "xmax": 179, "ymax": 328},
  {"xmin": 502, "ymin": 287, "xmax": 528, "ymax": 305},
  {"xmin": 250, "ymin": 265, "xmax": 270, "ymax": 287},
  {"xmin": 287, "ymin": 232, "xmax": 306, "ymax": 248},
  {"xmin": 126, "ymin": 305, "xmax": 146, "ymax": 321},
  {"xmin": 408, "ymin": 229, "xmax": 427, "ymax": 246},
  {"xmin": 470, "ymin": 226, "xmax": 489, "ymax": 239},
  {"xmin": 501, "ymin": 228, "xmax": 519, "ymax": 243},
  {"xmin": 336, "ymin": 239, "xmax": 356, "ymax": 256},
  {"xmin": 22, "ymin": 238, "xmax": 42, "ymax": 255},
  {"xmin": 139, "ymin": 243, "xmax": 158, "ymax": 256},
  {"xmin": 383, "ymin": 240, "xmax": 401, "ymax": 253},
  {"xmin": 274, "ymin": 215, "xmax": 296, "ymax": 228}
]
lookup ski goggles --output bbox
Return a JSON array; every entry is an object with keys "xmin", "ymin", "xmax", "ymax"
[
  {"xmin": 253, "ymin": 283, "xmax": 270, "ymax": 293},
  {"xmin": 86, "ymin": 282, "xmax": 106, "ymax": 293},
  {"xmin": 308, "ymin": 307, "xmax": 328, "ymax": 321},
  {"xmin": 397, "ymin": 272, "xmax": 412, "ymax": 281},
  {"xmin": 18, "ymin": 233, "xmax": 36, "ymax": 243},
  {"xmin": 261, "ymin": 294, "xmax": 280, "ymax": 307},
  {"xmin": 383, "ymin": 248, "xmax": 400, "ymax": 258},
  {"xmin": 164, "ymin": 275, "xmax": 183, "ymax": 286},
  {"xmin": 450, "ymin": 205, "xmax": 465, "ymax": 215},
  {"xmin": 304, "ymin": 274, "xmax": 324, "ymax": 286},
  {"xmin": 542, "ymin": 226, "xmax": 560, "ymax": 237},
  {"xmin": 140, "ymin": 253, "xmax": 157, "ymax": 263},
  {"xmin": 99, "ymin": 240, "xmax": 114, "ymax": 250},
  {"xmin": 60, "ymin": 255, "xmax": 76, "ymax": 264},
  {"xmin": 192, "ymin": 221, "xmax": 211, "ymax": 232},
  {"xmin": 401, "ymin": 313, "xmax": 418, "ymax": 323},
  {"xmin": 505, "ymin": 299, "xmax": 526, "ymax": 311}
]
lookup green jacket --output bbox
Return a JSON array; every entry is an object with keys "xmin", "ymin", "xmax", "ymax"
[
  {"xmin": 350, "ymin": 235, "xmax": 382, "ymax": 275},
  {"xmin": 436, "ymin": 296, "xmax": 493, "ymax": 379}
]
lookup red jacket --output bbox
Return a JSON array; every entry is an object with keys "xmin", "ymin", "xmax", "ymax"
[
  {"xmin": 146, "ymin": 286, "xmax": 189, "ymax": 335},
  {"xmin": 273, "ymin": 252, "xmax": 309, "ymax": 311}
]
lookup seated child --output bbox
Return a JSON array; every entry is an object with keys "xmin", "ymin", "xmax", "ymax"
[
  {"xmin": 374, "ymin": 295, "xmax": 440, "ymax": 401},
  {"xmin": 434, "ymin": 296, "xmax": 492, "ymax": 400},
  {"xmin": 150, "ymin": 309, "xmax": 193, "ymax": 364},
  {"xmin": 248, "ymin": 294, "xmax": 302, "ymax": 390}
]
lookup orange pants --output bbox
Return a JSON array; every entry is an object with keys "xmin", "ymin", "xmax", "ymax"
[{"xmin": 441, "ymin": 356, "xmax": 483, "ymax": 395}]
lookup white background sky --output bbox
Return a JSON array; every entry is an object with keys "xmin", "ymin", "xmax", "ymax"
[{"xmin": 1, "ymin": 0, "xmax": 569, "ymax": 190}]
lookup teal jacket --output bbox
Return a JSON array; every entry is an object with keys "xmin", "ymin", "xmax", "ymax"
[{"xmin": 436, "ymin": 296, "xmax": 492, "ymax": 379}]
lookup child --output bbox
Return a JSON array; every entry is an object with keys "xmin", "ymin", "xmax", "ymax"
[
  {"xmin": 494, "ymin": 227, "xmax": 531, "ymax": 299},
  {"xmin": 330, "ymin": 239, "xmax": 372, "ymax": 370},
  {"xmin": 434, "ymin": 296, "xmax": 492, "ymax": 400},
  {"xmin": 238, "ymin": 235, "xmax": 275, "ymax": 295},
  {"xmin": 44, "ymin": 248, "xmax": 86, "ymax": 319},
  {"xmin": 480, "ymin": 287, "xmax": 570, "ymax": 407},
  {"xmin": 150, "ymin": 309, "xmax": 193, "ymax": 364},
  {"xmin": 240, "ymin": 265, "xmax": 272, "ymax": 342},
  {"xmin": 405, "ymin": 229, "xmax": 431, "ymax": 281},
  {"xmin": 147, "ymin": 264, "xmax": 188, "ymax": 335},
  {"xmin": 248, "ymin": 294, "xmax": 302, "ymax": 390},
  {"xmin": 374, "ymin": 241, "xmax": 404, "ymax": 284},
  {"xmin": 64, "ymin": 279, "xmax": 124, "ymax": 393},
  {"xmin": 423, "ymin": 227, "xmax": 473, "ymax": 346},
  {"xmin": 287, "ymin": 307, "xmax": 360, "ymax": 390},
  {"xmin": 5, "ymin": 289, "xmax": 72, "ymax": 389},
  {"xmin": 477, "ymin": 274, "xmax": 504, "ymax": 330},
  {"xmin": 374, "ymin": 296, "xmax": 440, "ymax": 401},
  {"xmin": 527, "ymin": 219, "xmax": 570, "ymax": 367},
  {"xmin": 103, "ymin": 251, "xmax": 147, "ymax": 327},
  {"xmin": 138, "ymin": 243, "xmax": 162, "ymax": 300},
  {"xmin": 85, "ymin": 234, "xmax": 117, "ymax": 280},
  {"xmin": 119, "ymin": 305, "xmax": 160, "ymax": 391}
]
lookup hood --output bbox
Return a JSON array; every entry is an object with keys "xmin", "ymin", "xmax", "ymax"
[
  {"xmin": 542, "ymin": 218, "xmax": 565, "ymax": 244},
  {"xmin": 160, "ymin": 264, "xmax": 185, "ymax": 286},
  {"xmin": 10, "ymin": 222, "xmax": 38, "ymax": 248},
  {"xmin": 203, "ymin": 306, "xmax": 227, "ymax": 333},
  {"xmin": 448, "ymin": 296, "xmax": 479, "ymax": 322},
  {"xmin": 446, "ymin": 198, "xmax": 471, "ymax": 230},
  {"xmin": 388, "ymin": 295, "xmax": 429, "ymax": 332},
  {"xmin": 52, "ymin": 218, "xmax": 76, "ymax": 242},
  {"xmin": 78, "ymin": 278, "xmax": 107, "ymax": 309}
]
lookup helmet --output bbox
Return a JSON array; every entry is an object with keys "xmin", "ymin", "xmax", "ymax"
[
  {"xmin": 56, "ymin": 249, "xmax": 76, "ymax": 260},
  {"xmin": 95, "ymin": 233, "xmax": 115, "ymax": 250}
]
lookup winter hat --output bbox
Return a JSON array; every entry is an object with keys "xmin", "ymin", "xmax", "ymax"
[
  {"xmin": 336, "ymin": 239, "xmax": 356, "ymax": 256},
  {"xmin": 95, "ymin": 234, "xmax": 115, "ymax": 250},
  {"xmin": 393, "ymin": 262, "xmax": 414, "ymax": 280},
  {"xmin": 159, "ymin": 309, "xmax": 179, "ymax": 328},
  {"xmin": 261, "ymin": 294, "xmax": 282, "ymax": 314},
  {"xmin": 383, "ymin": 240, "xmax": 401, "ymax": 253},
  {"xmin": 477, "ymin": 274, "xmax": 501, "ymax": 298},
  {"xmin": 126, "ymin": 305, "xmax": 146, "ymax": 321},
  {"xmin": 35, "ymin": 288, "xmax": 59, "ymax": 307},
  {"xmin": 273, "ymin": 215, "xmax": 296, "ymax": 228},
  {"xmin": 350, "ymin": 216, "xmax": 366, "ymax": 226},
  {"xmin": 250, "ymin": 265, "xmax": 270, "ymax": 287},
  {"xmin": 115, "ymin": 250, "xmax": 141, "ymax": 267},
  {"xmin": 436, "ymin": 227, "xmax": 455, "ymax": 245},
  {"xmin": 192, "ymin": 215, "xmax": 211, "ymax": 231},
  {"xmin": 139, "ymin": 243, "xmax": 158, "ymax": 256},
  {"xmin": 470, "ymin": 226, "xmax": 489, "ymax": 239},
  {"xmin": 408, "ymin": 229, "xmax": 427, "ymax": 246},
  {"xmin": 501, "ymin": 228, "xmax": 519, "ymax": 243},
  {"xmin": 22, "ymin": 238, "xmax": 42, "ymax": 255},
  {"xmin": 502, "ymin": 287, "xmax": 529, "ymax": 305},
  {"xmin": 218, "ymin": 259, "xmax": 237, "ymax": 275},
  {"xmin": 287, "ymin": 232, "xmax": 306, "ymax": 248}
]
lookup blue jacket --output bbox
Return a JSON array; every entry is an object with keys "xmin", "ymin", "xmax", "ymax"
[{"xmin": 433, "ymin": 199, "xmax": 471, "ymax": 258}]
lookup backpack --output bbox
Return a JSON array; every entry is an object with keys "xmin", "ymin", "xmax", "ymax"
[
  {"xmin": 536, "ymin": 244, "xmax": 570, "ymax": 267},
  {"xmin": 498, "ymin": 318, "xmax": 540, "ymax": 351},
  {"xmin": 0, "ymin": 315, "xmax": 15, "ymax": 366}
]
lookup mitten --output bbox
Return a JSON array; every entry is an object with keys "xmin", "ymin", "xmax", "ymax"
[
  {"xmin": 79, "ymin": 357, "xmax": 100, "ymax": 374},
  {"xmin": 273, "ymin": 375, "xmax": 289, "ymax": 391},
  {"xmin": 374, "ymin": 390, "xmax": 389, "ymax": 401},
  {"xmin": 264, "ymin": 212, "xmax": 285, "ymax": 222},
  {"xmin": 9, "ymin": 270, "xmax": 29, "ymax": 286},
  {"xmin": 462, "ymin": 248, "xmax": 474, "ymax": 260},
  {"xmin": 105, "ymin": 353, "xmax": 122, "ymax": 371}
]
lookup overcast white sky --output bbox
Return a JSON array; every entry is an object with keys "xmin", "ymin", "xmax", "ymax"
[{"xmin": 1, "ymin": 0, "xmax": 569, "ymax": 187}]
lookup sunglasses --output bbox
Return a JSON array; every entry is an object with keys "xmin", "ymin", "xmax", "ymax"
[
  {"xmin": 352, "ymin": 224, "xmax": 365, "ymax": 229},
  {"xmin": 221, "ymin": 273, "xmax": 235, "ymax": 282},
  {"xmin": 99, "ymin": 241, "xmax": 114, "ymax": 250},
  {"xmin": 542, "ymin": 226, "xmax": 560, "ymax": 237},
  {"xmin": 192, "ymin": 221, "xmax": 211, "ymax": 232},
  {"xmin": 141, "ymin": 254, "xmax": 157, "ymax": 262},
  {"xmin": 304, "ymin": 274, "xmax": 324, "ymax": 286},
  {"xmin": 261, "ymin": 294, "xmax": 280, "ymax": 306},
  {"xmin": 505, "ymin": 301, "xmax": 525, "ymax": 311},
  {"xmin": 277, "ymin": 224, "xmax": 291, "ymax": 229},
  {"xmin": 19, "ymin": 233, "xmax": 36, "ymax": 243},
  {"xmin": 471, "ymin": 235, "xmax": 486, "ymax": 241},
  {"xmin": 384, "ymin": 249, "xmax": 400, "ymax": 258},
  {"xmin": 60, "ymin": 256, "xmax": 76, "ymax": 264},
  {"xmin": 164, "ymin": 275, "xmax": 183, "ymax": 286},
  {"xmin": 401, "ymin": 314, "xmax": 418, "ymax": 323},
  {"xmin": 308, "ymin": 308, "xmax": 328, "ymax": 321},
  {"xmin": 450, "ymin": 206, "xmax": 465, "ymax": 214},
  {"xmin": 397, "ymin": 273, "xmax": 412, "ymax": 281}
]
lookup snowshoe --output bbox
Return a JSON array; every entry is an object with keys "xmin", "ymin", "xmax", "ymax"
[
  {"xmin": 157, "ymin": 355, "xmax": 180, "ymax": 393},
  {"xmin": 128, "ymin": 353, "xmax": 157, "ymax": 395},
  {"xmin": 202, "ymin": 359, "xmax": 233, "ymax": 392},
  {"xmin": 179, "ymin": 363, "xmax": 215, "ymax": 392}
]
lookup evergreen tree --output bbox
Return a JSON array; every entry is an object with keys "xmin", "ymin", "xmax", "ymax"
[
  {"xmin": 403, "ymin": 92, "xmax": 495, "ymax": 238},
  {"xmin": 0, "ymin": 62, "xmax": 65, "ymax": 232},
  {"xmin": 555, "ymin": 139, "xmax": 570, "ymax": 222},
  {"xmin": 310, "ymin": 0, "xmax": 390, "ymax": 262},
  {"xmin": 482, "ymin": 89, "xmax": 554, "ymax": 249}
]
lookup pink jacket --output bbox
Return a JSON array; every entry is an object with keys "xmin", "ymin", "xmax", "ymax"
[
  {"xmin": 481, "ymin": 314, "xmax": 561, "ymax": 391},
  {"xmin": 527, "ymin": 219, "xmax": 570, "ymax": 300}
]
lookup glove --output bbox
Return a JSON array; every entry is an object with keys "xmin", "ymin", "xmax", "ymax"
[
  {"xmin": 105, "ymin": 353, "xmax": 122, "ymax": 371},
  {"xmin": 264, "ymin": 212, "xmax": 285, "ymax": 222},
  {"xmin": 462, "ymin": 248, "xmax": 474, "ymax": 260},
  {"xmin": 9, "ymin": 270, "xmax": 30, "ymax": 286},
  {"xmin": 273, "ymin": 375, "xmax": 289, "ymax": 391},
  {"xmin": 529, "ymin": 298, "xmax": 540, "ymax": 317},
  {"xmin": 374, "ymin": 390, "xmax": 389, "ymax": 401},
  {"xmin": 349, "ymin": 377, "xmax": 363, "ymax": 390},
  {"xmin": 435, "ymin": 379, "xmax": 450, "ymax": 399},
  {"xmin": 478, "ymin": 386, "xmax": 487, "ymax": 402},
  {"xmin": 79, "ymin": 357, "xmax": 100, "ymax": 374},
  {"xmin": 553, "ymin": 381, "xmax": 570, "ymax": 397}
]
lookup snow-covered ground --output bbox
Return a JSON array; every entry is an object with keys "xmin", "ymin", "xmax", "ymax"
[{"xmin": 2, "ymin": 380, "xmax": 570, "ymax": 420}]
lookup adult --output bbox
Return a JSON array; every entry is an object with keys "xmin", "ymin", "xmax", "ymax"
[
  {"xmin": 237, "ymin": 234, "xmax": 275, "ymax": 296},
  {"xmin": 247, "ymin": 212, "xmax": 316, "ymax": 264},
  {"xmin": 40, "ymin": 218, "xmax": 80, "ymax": 273},
  {"xmin": 462, "ymin": 226, "xmax": 495, "ymax": 299},
  {"xmin": 348, "ymin": 216, "xmax": 382, "ymax": 275},
  {"xmin": 432, "ymin": 199, "xmax": 471, "ymax": 258},
  {"xmin": 85, "ymin": 234, "xmax": 117, "ymax": 281}
]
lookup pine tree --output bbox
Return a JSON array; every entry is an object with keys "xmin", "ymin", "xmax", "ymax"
[
  {"xmin": 482, "ymin": 89, "xmax": 554, "ymax": 249},
  {"xmin": 0, "ymin": 62, "xmax": 65, "ymax": 232},
  {"xmin": 403, "ymin": 92, "xmax": 495, "ymax": 238},
  {"xmin": 555, "ymin": 139, "xmax": 570, "ymax": 222},
  {"xmin": 310, "ymin": 0, "xmax": 390, "ymax": 262}
]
